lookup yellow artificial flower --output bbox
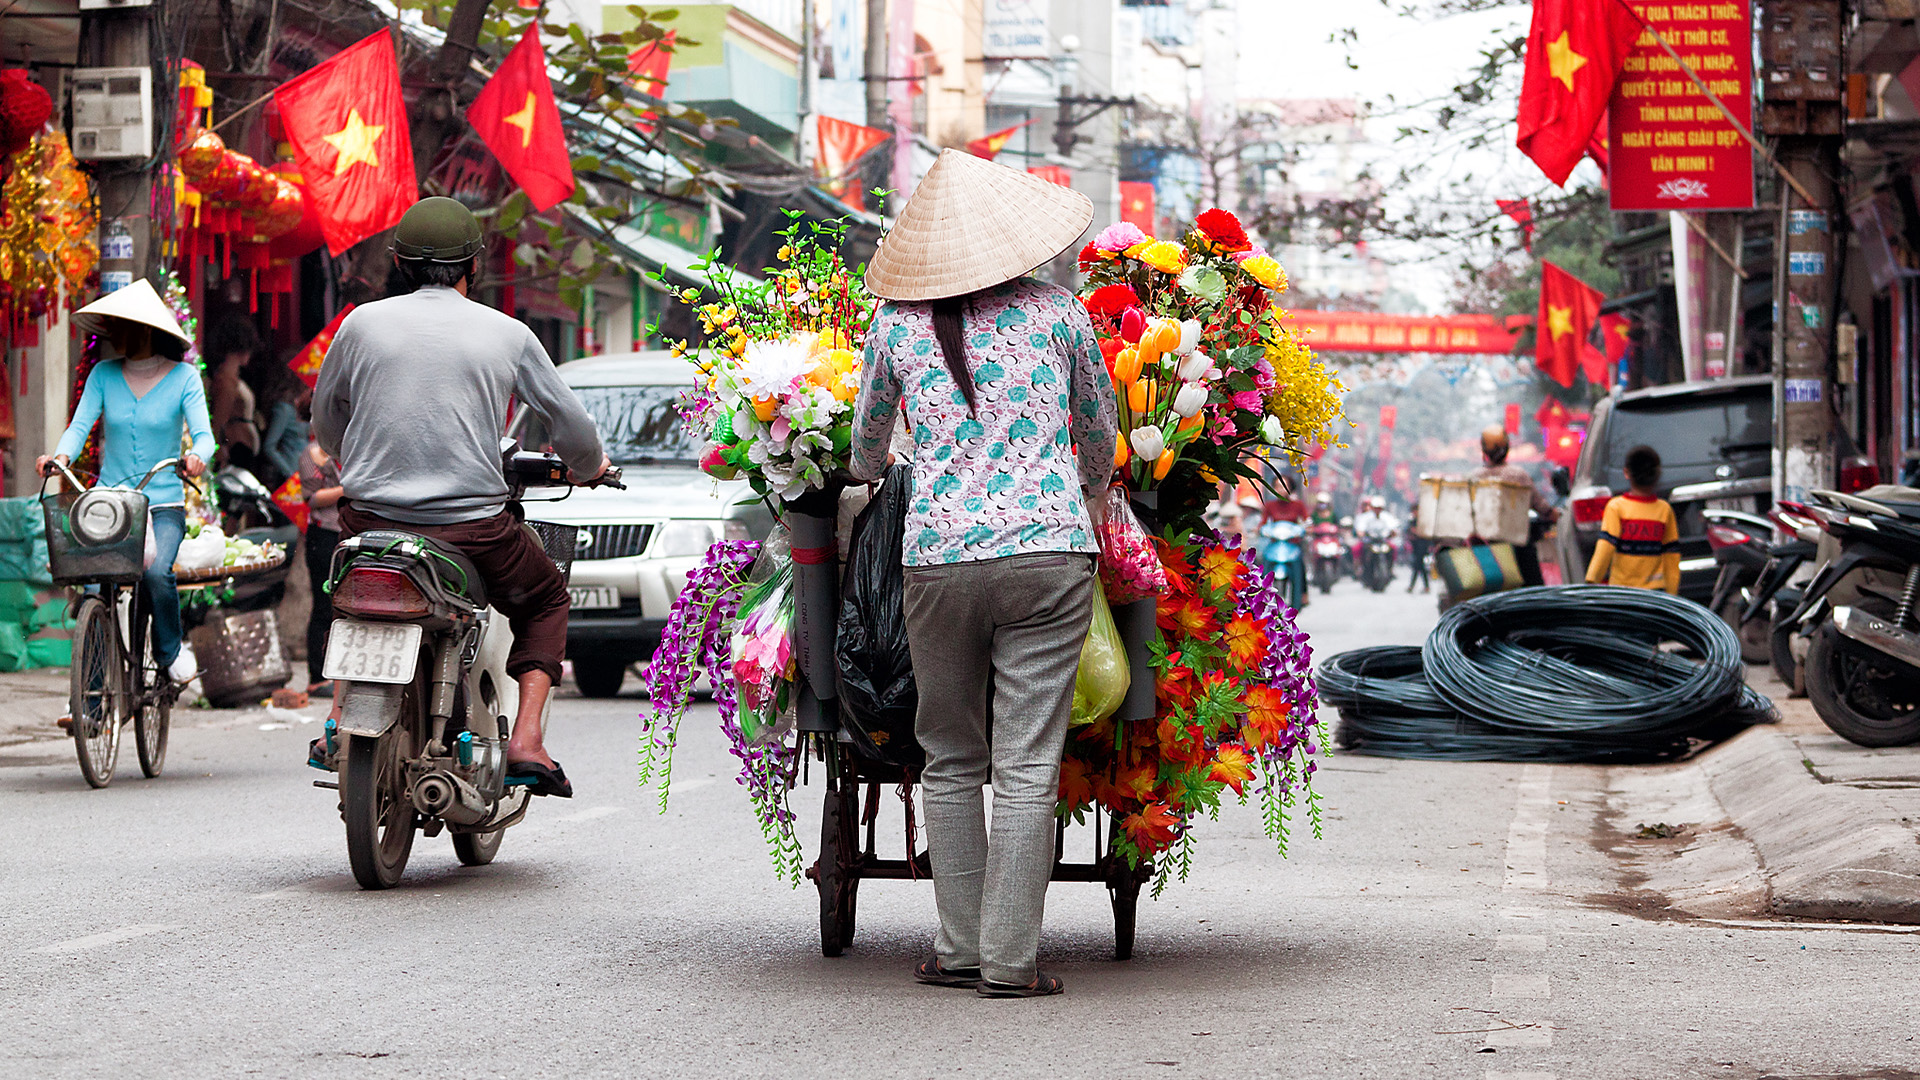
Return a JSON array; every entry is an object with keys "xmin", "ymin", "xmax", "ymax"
[
  {"xmin": 777, "ymin": 245, "xmax": 795, "ymax": 262},
  {"xmin": 1135, "ymin": 241, "xmax": 1188, "ymax": 275},
  {"xmin": 1240, "ymin": 255, "xmax": 1286, "ymax": 291},
  {"xmin": 680, "ymin": 287, "xmax": 700, "ymax": 302}
]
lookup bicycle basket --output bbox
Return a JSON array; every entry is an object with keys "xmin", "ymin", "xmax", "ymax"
[
  {"xmin": 525, "ymin": 521, "xmax": 579, "ymax": 583},
  {"xmin": 42, "ymin": 486, "xmax": 149, "ymax": 585}
]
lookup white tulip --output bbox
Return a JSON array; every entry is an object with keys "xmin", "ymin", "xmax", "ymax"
[
  {"xmin": 1129, "ymin": 425, "xmax": 1167, "ymax": 462},
  {"xmin": 1171, "ymin": 383, "xmax": 1209, "ymax": 418},
  {"xmin": 1177, "ymin": 319, "xmax": 1203, "ymax": 355},
  {"xmin": 1259, "ymin": 415, "xmax": 1284, "ymax": 445},
  {"xmin": 1176, "ymin": 351, "xmax": 1210, "ymax": 381}
]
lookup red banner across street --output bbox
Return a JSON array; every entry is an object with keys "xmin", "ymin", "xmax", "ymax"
[{"xmin": 1287, "ymin": 311, "xmax": 1527, "ymax": 354}]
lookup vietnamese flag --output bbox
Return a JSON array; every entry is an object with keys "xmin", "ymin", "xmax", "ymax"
[
  {"xmin": 275, "ymin": 31, "xmax": 416, "ymax": 256},
  {"xmin": 628, "ymin": 29, "xmax": 676, "ymax": 132},
  {"xmin": 966, "ymin": 119, "xmax": 1034, "ymax": 160},
  {"xmin": 815, "ymin": 115, "xmax": 890, "ymax": 209},
  {"xmin": 1537, "ymin": 261, "xmax": 1605, "ymax": 388},
  {"xmin": 468, "ymin": 26, "xmax": 575, "ymax": 211},
  {"xmin": 1119, "ymin": 181, "xmax": 1155, "ymax": 234},
  {"xmin": 1515, "ymin": 0, "xmax": 1640, "ymax": 187},
  {"xmin": 1593, "ymin": 311, "xmax": 1631, "ymax": 383},
  {"xmin": 1497, "ymin": 198, "xmax": 1535, "ymax": 251}
]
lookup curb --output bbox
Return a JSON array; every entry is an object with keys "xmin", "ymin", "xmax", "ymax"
[{"xmin": 1698, "ymin": 726, "xmax": 1920, "ymax": 923}]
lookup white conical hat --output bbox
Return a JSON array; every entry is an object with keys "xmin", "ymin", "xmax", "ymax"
[
  {"xmin": 864, "ymin": 148, "xmax": 1094, "ymax": 301},
  {"xmin": 71, "ymin": 279, "xmax": 192, "ymax": 347}
]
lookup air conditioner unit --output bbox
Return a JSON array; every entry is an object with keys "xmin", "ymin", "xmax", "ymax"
[
  {"xmin": 70, "ymin": 66, "xmax": 151, "ymax": 160},
  {"xmin": 78, "ymin": 0, "xmax": 155, "ymax": 8}
]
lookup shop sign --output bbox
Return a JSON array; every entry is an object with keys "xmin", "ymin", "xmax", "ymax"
[
  {"xmin": 1608, "ymin": 1, "xmax": 1755, "ymax": 212},
  {"xmin": 983, "ymin": 0, "xmax": 1050, "ymax": 60},
  {"xmin": 1784, "ymin": 378, "xmax": 1822, "ymax": 402}
]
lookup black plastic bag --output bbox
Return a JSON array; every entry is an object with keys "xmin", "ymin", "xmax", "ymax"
[{"xmin": 835, "ymin": 464, "xmax": 923, "ymax": 768}]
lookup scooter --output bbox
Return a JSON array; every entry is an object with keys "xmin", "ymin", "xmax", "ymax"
[
  {"xmin": 311, "ymin": 442, "xmax": 623, "ymax": 888},
  {"xmin": 1737, "ymin": 502, "xmax": 1823, "ymax": 692},
  {"xmin": 1310, "ymin": 521, "xmax": 1343, "ymax": 594},
  {"xmin": 1259, "ymin": 518, "xmax": 1307, "ymax": 610},
  {"xmin": 1359, "ymin": 530, "xmax": 1395, "ymax": 593},
  {"xmin": 1781, "ymin": 487, "xmax": 1920, "ymax": 747},
  {"xmin": 213, "ymin": 465, "xmax": 299, "ymax": 611},
  {"xmin": 1704, "ymin": 507, "xmax": 1775, "ymax": 664}
]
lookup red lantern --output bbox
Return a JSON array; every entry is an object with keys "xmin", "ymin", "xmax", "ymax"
[
  {"xmin": 178, "ymin": 128, "xmax": 225, "ymax": 185},
  {"xmin": 0, "ymin": 70, "xmax": 53, "ymax": 157},
  {"xmin": 256, "ymin": 179, "xmax": 304, "ymax": 239}
]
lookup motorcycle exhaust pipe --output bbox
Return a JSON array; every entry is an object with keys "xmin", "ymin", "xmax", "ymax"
[{"xmin": 410, "ymin": 770, "xmax": 490, "ymax": 826}]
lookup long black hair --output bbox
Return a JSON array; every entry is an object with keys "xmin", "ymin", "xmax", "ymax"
[{"xmin": 931, "ymin": 292, "xmax": 980, "ymax": 413}]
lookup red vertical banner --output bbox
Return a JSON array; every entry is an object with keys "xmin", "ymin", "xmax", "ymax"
[
  {"xmin": 1119, "ymin": 181, "xmax": 1155, "ymax": 234},
  {"xmin": 1607, "ymin": 0, "xmax": 1754, "ymax": 211},
  {"xmin": 1505, "ymin": 403, "xmax": 1523, "ymax": 435},
  {"xmin": 1378, "ymin": 404, "xmax": 1397, "ymax": 430}
]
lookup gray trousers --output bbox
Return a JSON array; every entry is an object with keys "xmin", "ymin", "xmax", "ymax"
[{"xmin": 903, "ymin": 552, "xmax": 1095, "ymax": 985}]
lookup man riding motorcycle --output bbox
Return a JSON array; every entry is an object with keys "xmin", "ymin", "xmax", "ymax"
[
  {"xmin": 1354, "ymin": 495, "xmax": 1398, "ymax": 589},
  {"xmin": 311, "ymin": 197, "xmax": 609, "ymax": 799},
  {"xmin": 1469, "ymin": 426, "xmax": 1558, "ymax": 587}
]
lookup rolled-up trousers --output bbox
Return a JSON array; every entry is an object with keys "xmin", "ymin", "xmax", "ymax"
[{"xmin": 903, "ymin": 552, "xmax": 1094, "ymax": 986}]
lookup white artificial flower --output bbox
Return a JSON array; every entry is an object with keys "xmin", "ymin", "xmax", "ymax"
[
  {"xmin": 1171, "ymin": 383, "xmax": 1208, "ymax": 418},
  {"xmin": 1176, "ymin": 352, "xmax": 1210, "ymax": 381},
  {"xmin": 735, "ymin": 339, "xmax": 812, "ymax": 401},
  {"xmin": 1177, "ymin": 319, "xmax": 1202, "ymax": 355},
  {"xmin": 1259, "ymin": 415, "xmax": 1284, "ymax": 445},
  {"xmin": 1129, "ymin": 425, "xmax": 1167, "ymax": 461}
]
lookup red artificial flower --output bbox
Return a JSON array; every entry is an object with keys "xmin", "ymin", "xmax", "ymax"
[
  {"xmin": 1117, "ymin": 759, "xmax": 1160, "ymax": 806},
  {"xmin": 1198, "ymin": 546, "xmax": 1248, "ymax": 595},
  {"xmin": 1123, "ymin": 802, "xmax": 1181, "ymax": 853},
  {"xmin": 1158, "ymin": 595, "xmax": 1221, "ymax": 642},
  {"xmin": 1078, "ymin": 241, "xmax": 1103, "ymax": 270},
  {"xmin": 1157, "ymin": 716, "xmax": 1208, "ymax": 766},
  {"xmin": 1242, "ymin": 685, "xmax": 1291, "ymax": 750},
  {"xmin": 1058, "ymin": 756, "xmax": 1097, "ymax": 811},
  {"xmin": 1156, "ymin": 661, "xmax": 1198, "ymax": 712},
  {"xmin": 1195, "ymin": 208, "xmax": 1252, "ymax": 254},
  {"xmin": 1222, "ymin": 614, "xmax": 1270, "ymax": 672},
  {"xmin": 1085, "ymin": 283, "xmax": 1141, "ymax": 317},
  {"xmin": 1208, "ymin": 744, "xmax": 1255, "ymax": 795}
]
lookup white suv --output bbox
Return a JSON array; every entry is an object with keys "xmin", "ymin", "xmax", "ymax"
[{"xmin": 509, "ymin": 351, "xmax": 771, "ymax": 697}]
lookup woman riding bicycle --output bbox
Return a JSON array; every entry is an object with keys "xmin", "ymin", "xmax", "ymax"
[{"xmin": 37, "ymin": 280, "xmax": 214, "ymax": 685}]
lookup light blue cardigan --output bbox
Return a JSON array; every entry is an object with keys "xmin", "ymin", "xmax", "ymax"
[{"xmin": 54, "ymin": 361, "xmax": 216, "ymax": 507}]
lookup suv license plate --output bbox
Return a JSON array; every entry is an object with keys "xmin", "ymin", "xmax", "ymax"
[
  {"xmin": 322, "ymin": 620, "xmax": 423, "ymax": 684},
  {"xmin": 570, "ymin": 585, "xmax": 619, "ymax": 610}
]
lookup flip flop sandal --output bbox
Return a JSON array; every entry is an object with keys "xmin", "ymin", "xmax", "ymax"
[
  {"xmin": 977, "ymin": 973, "xmax": 1065, "ymax": 998},
  {"xmin": 914, "ymin": 959, "xmax": 982, "ymax": 988},
  {"xmin": 505, "ymin": 760, "xmax": 574, "ymax": 798}
]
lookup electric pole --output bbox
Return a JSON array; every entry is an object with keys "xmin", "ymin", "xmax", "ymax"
[
  {"xmin": 1761, "ymin": 0, "xmax": 1843, "ymax": 503},
  {"xmin": 79, "ymin": 5, "xmax": 156, "ymax": 284}
]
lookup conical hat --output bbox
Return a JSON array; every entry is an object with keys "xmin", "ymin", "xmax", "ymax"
[
  {"xmin": 865, "ymin": 149, "xmax": 1094, "ymax": 301},
  {"xmin": 71, "ymin": 279, "xmax": 192, "ymax": 347}
]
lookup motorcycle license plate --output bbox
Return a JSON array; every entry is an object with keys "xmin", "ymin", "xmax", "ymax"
[
  {"xmin": 569, "ymin": 584, "xmax": 619, "ymax": 610},
  {"xmin": 1316, "ymin": 542, "xmax": 1342, "ymax": 557},
  {"xmin": 323, "ymin": 620, "xmax": 423, "ymax": 684}
]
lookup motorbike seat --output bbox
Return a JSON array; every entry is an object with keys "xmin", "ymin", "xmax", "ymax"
[
  {"xmin": 350, "ymin": 529, "xmax": 487, "ymax": 607},
  {"xmin": 1859, "ymin": 485, "xmax": 1920, "ymax": 519}
]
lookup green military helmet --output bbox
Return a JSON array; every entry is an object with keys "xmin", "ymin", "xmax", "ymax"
[{"xmin": 391, "ymin": 196, "xmax": 484, "ymax": 262}]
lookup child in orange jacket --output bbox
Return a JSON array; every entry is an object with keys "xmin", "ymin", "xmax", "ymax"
[{"xmin": 1585, "ymin": 444, "xmax": 1681, "ymax": 594}]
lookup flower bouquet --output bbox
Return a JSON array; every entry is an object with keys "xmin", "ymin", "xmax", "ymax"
[
  {"xmin": 669, "ymin": 213, "xmax": 879, "ymax": 500},
  {"xmin": 1069, "ymin": 208, "xmax": 1345, "ymax": 881}
]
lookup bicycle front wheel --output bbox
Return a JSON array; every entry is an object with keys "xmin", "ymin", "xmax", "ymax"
[
  {"xmin": 133, "ymin": 617, "xmax": 170, "ymax": 779},
  {"xmin": 70, "ymin": 594, "xmax": 122, "ymax": 789}
]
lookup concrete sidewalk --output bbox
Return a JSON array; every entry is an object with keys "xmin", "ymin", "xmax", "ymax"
[
  {"xmin": 1693, "ymin": 667, "xmax": 1920, "ymax": 923},
  {"xmin": 0, "ymin": 668, "xmax": 70, "ymax": 747}
]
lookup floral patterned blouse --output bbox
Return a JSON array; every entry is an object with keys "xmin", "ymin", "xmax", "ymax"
[{"xmin": 852, "ymin": 277, "xmax": 1120, "ymax": 567}]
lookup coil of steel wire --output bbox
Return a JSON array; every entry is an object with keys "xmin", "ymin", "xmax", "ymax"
[{"xmin": 1320, "ymin": 586, "xmax": 1773, "ymax": 763}]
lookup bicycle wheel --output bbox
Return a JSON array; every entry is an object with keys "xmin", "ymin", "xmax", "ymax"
[
  {"xmin": 69, "ymin": 594, "xmax": 122, "ymax": 789},
  {"xmin": 131, "ymin": 588, "xmax": 169, "ymax": 778}
]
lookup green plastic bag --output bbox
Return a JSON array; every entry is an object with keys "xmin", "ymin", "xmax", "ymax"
[
  {"xmin": 1071, "ymin": 589, "xmax": 1129, "ymax": 726},
  {"xmin": 0, "ymin": 622, "xmax": 27, "ymax": 673}
]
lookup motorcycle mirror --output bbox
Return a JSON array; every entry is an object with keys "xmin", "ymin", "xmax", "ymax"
[{"xmin": 1551, "ymin": 465, "xmax": 1571, "ymax": 497}]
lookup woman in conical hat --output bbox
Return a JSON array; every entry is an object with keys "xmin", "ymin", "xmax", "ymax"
[
  {"xmin": 38, "ymin": 280, "xmax": 215, "ymax": 685},
  {"xmin": 849, "ymin": 149, "xmax": 1119, "ymax": 997}
]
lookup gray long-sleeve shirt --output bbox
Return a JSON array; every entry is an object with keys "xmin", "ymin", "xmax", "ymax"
[{"xmin": 312, "ymin": 286, "xmax": 603, "ymax": 525}]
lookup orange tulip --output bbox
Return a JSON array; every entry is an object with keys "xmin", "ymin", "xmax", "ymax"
[
  {"xmin": 1177, "ymin": 411, "xmax": 1204, "ymax": 435},
  {"xmin": 1112, "ymin": 347, "xmax": 1142, "ymax": 385},
  {"xmin": 1152, "ymin": 320, "xmax": 1183, "ymax": 354},
  {"xmin": 1152, "ymin": 451, "xmax": 1176, "ymax": 480},
  {"xmin": 1113, "ymin": 431, "xmax": 1131, "ymax": 469},
  {"xmin": 1127, "ymin": 380, "xmax": 1149, "ymax": 414},
  {"xmin": 753, "ymin": 396, "xmax": 778, "ymax": 422}
]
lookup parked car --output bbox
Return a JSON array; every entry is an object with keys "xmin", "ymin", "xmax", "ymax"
[
  {"xmin": 1556, "ymin": 375, "xmax": 1773, "ymax": 602},
  {"xmin": 508, "ymin": 351, "xmax": 772, "ymax": 697}
]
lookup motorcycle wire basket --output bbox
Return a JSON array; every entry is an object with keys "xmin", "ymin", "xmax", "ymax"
[
  {"xmin": 526, "ymin": 521, "xmax": 579, "ymax": 584},
  {"xmin": 41, "ymin": 484, "xmax": 149, "ymax": 586}
]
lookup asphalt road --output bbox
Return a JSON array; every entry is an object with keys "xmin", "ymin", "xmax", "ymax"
[{"xmin": 2, "ymin": 567, "xmax": 1916, "ymax": 1079}]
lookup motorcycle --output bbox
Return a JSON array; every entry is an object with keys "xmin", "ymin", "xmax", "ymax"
[
  {"xmin": 1359, "ymin": 528, "xmax": 1395, "ymax": 593},
  {"xmin": 1733, "ymin": 502, "xmax": 1823, "ymax": 691},
  {"xmin": 1310, "ymin": 521, "xmax": 1343, "ymax": 595},
  {"xmin": 212, "ymin": 466, "xmax": 300, "ymax": 611},
  {"xmin": 1259, "ymin": 518, "xmax": 1307, "ymax": 610},
  {"xmin": 1779, "ymin": 486, "xmax": 1920, "ymax": 747},
  {"xmin": 1704, "ymin": 507, "xmax": 1776, "ymax": 664},
  {"xmin": 312, "ymin": 442, "xmax": 623, "ymax": 888}
]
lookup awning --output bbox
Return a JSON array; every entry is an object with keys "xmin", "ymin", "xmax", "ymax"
[{"xmin": 562, "ymin": 205, "xmax": 759, "ymax": 291}]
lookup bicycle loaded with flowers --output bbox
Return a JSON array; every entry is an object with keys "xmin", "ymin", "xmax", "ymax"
[{"xmin": 639, "ymin": 207, "xmax": 1343, "ymax": 897}]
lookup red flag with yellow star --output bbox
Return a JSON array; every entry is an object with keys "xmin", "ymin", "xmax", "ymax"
[
  {"xmin": 468, "ymin": 26, "xmax": 575, "ymax": 211},
  {"xmin": 966, "ymin": 119, "xmax": 1035, "ymax": 160},
  {"xmin": 1537, "ymin": 261, "xmax": 1605, "ymax": 387},
  {"xmin": 1515, "ymin": 0, "xmax": 1639, "ymax": 186},
  {"xmin": 275, "ymin": 31, "xmax": 416, "ymax": 255}
]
